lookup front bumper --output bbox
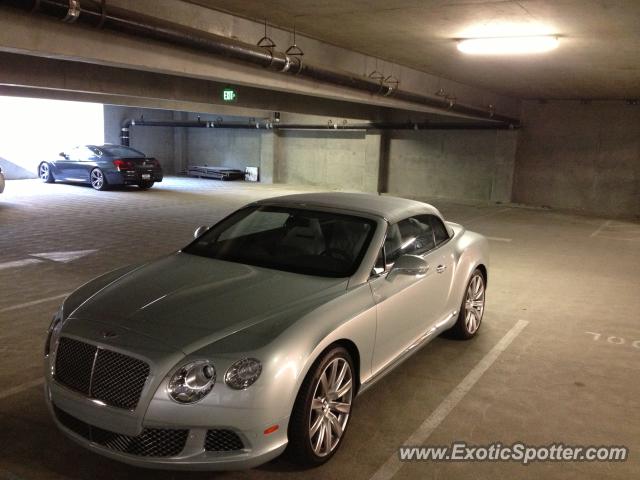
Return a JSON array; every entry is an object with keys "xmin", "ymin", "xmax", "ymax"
[{"xmin": 45, "ymin": 380, "xmax": 289, "ymax": 470}]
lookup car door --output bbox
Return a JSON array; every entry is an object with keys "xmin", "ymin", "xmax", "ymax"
[
  {"xmin": 54, "ymin": 148, "xmax": 79, "ymax": 180},
  {"xmin": 369, "ymin": 215, "xmax": 453, "ymax": 375},
  {"xmin": 78, "ymin": 146, "xmax": 103, "ymax": 182},
  {"xmin": 60, "ymin": 147, "xmax": 91, "ymax": 180}
]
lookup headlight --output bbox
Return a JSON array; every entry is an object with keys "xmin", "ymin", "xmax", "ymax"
[
  {"xmin": 224, "ymin": 358, "xmax": 262, "ymax": 390},
  {"xmin": 44, "ymin": 310, "xmax": 63, "ymax": 356},
  {"xmin": 167, "ymin": 360, "xmax": 216, "ymax": 404}
]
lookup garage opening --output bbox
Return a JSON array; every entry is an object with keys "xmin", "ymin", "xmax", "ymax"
[{"xmin": 0, "ymin": 96, "xmax": 104, "ymax": 179}]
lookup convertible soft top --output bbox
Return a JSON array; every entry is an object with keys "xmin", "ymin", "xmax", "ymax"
[{"xmin": 257, "ymin": 192, "xmax": 442, "ymax": 224}]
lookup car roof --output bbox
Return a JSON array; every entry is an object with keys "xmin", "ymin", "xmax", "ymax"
[{"xmin": 256, "ymin": 192, "xmax": 442, "ymax": 223}]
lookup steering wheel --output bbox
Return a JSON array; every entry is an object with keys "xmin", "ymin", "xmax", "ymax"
[{"xmin": 321, "ymin": 248, "xmax": 351, "ymax": 262}]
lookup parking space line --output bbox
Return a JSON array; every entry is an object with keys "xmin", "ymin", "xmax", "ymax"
[
  {"xmin": 590, "ymin": 219, "xmax": 611, "ymax": 238},
  {"xmin": 369, "ymin": 319, "xmax": 529, "ymax": 480},
  {"xmin": 486, "ymin": 236, "xmax": 512, "ymax": 242},
  {"xmin": 463, "ymin": 207, "xmax": 510, "ymax": 225},
  {"xmin": 0, "ymin": 293, "xmax": 69, "ymax": 314},
  {"xmin": 0, "ymin": 259, "xmax": 43, "ymax": 271},
  {"xmin": 0, "ymin": 378, "xmax": 44, "ymax": 401}
]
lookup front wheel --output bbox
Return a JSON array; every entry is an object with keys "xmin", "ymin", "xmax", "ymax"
[
  {"xmin": 288, "ymin": 346, "xmax": 354, "ymax": 466},
  {"xmin": 39, "ymin": 163, "xmax": 54, "ymax": 183},
  {"xmin": 90, "ymin": 168, "xmax": 108, "ymax": 191},
  {"xmin": 449, "ymin": 269, "xmax": 486, "ymax": 339},
  {"xmin": 138, "ymin": 181, "xmax": 155, "ymax": 190}
]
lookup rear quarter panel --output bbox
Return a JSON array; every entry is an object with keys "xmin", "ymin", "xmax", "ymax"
[{"xmin": 446, "ymin": 222, "xmax": 490, "ymax": 313}]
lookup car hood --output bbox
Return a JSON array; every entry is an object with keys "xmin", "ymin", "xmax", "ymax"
[{"xmin": 66, "ymin": 253, "xmax": 348, "ymax": 354}]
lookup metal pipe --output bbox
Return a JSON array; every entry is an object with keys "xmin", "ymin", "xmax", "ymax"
[
  {"xmin": 5, "ymin": 0, "xmax": 520, "ymax": 125},
  {"xmin": 122, "ymin": 118, "xmax": 517, "ymax": 131}
]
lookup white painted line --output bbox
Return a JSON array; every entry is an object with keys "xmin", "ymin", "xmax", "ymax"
[
  {"xmin": 0, "ymin": 259, "xmax": 43, "ymax": 271},
  {"xmin": 464, "ymin": 207, "xmax": 510, "ymax": 225},
  {"xmin": 30, "ymin": 249, "xmax": 97, "ymax": 263},
  {"xmin": 0, "ymin": 378, "xmax": 44, "ymax": 401},
  {"xmin": 369, "ymin": 319, "xmax": 529, "ymax": 480},
  {"xmin": 486, "ymin": 236, "xmax": 512, "ymax": 242},
  {"xmin": 0, "ymin": 293, "xmax": 69, "ymax": 314},
  {"xmin": 590, "ymin": 219, "xmax": 611, "ymax": 238}
]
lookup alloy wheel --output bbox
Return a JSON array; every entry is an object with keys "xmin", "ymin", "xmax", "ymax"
[
  {"xmin": 91, "ymin": 169, "xmax": 104, "ymax": 190},
  {"xmin": 464, "ymin": 274, "xmax": 485, "ymax": 334},
  {"xmin": 39, "ymin": 163, "xmax": 49, "ymax": 181},
  {"xmin": 309, "ymin": 357, "xmax": 353, "ymax": 457}
]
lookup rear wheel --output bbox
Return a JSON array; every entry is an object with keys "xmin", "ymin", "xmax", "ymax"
[
  {"xmin": 449, "ymin": 269, "xmax": 486, "ymax": 339},
  {"xmin": 288, "ymin": 346, "xmax": 354, "ymax": 466},
  {"xmin": 39, "ymin": 163, "xmax": 54, "ymax": 183},
  {"xmin": 138, "ymin": 181, "xmax": 155, "ymax": 190},
  {"xmin": 90, "ymin": 168, "xmax": 108, "ymax": 191}
]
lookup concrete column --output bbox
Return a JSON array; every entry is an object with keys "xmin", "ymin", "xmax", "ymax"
[
  {"xmin": 376, "ymin": 131, "xmax": 391, "ymax": 193},
  {"xmin": 259, "ymin": 131, "xmax": 276, "ymax": 184},
  {"xmin": 490, "ymin": 130, "xmax": 519, "ymax": 203},
  {"xmin": 364, "ymin": 132, "xmax": 382, "ymax": 193},
  {"xmin": 173, "ymin": 111, "xmax": 188, "ymax": 174}
]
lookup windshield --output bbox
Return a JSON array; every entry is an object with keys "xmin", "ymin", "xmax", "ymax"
[
  {"xmin": 99, "ymin": 145, "xmax": 146, "ymax": 157},
  {"xmin": 183, "ymin": 206, "xmax": 377, "ymax": 277}
]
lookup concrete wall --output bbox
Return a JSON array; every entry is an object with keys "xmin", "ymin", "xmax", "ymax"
[
  {"xmin": 274, "ymin": 130, "xmax": 380, "ymax": 192},
  {"xmin": 386, "ymin": 130, "xmax": 518, "ymax": 203},
  {"xmin": 104, "ymin": 105, "xmax": 520, "ymax": 202},
  {"xmin": 513, "ymin": 101, "xmax": 640, "ymax": 218},
  {"xmin": 104, "ymin": 105, "xmax": 178, "ymax": 173}
]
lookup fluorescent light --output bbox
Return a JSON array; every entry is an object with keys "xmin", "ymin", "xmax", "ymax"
[{"xmin": 457, "ymin": 35, "xmax": 559, "ymax": 55}]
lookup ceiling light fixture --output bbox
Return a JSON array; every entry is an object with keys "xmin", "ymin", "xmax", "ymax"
[{"xmin": 457, "ymin": 35, "xmax": 559, "ymax": 55}]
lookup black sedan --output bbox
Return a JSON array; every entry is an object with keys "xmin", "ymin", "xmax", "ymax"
[{"xmin": 38, "ymin": 144, "xmax": 163, "ymax": 191}]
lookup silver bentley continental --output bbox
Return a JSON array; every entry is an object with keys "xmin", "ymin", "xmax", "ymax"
[{"xmin": 44, "ymin": 192, "xmax": 489, "ymax": 470}]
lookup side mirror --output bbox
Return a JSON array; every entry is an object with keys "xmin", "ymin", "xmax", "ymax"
[
  {"xmin": 59, "ymin": 152, "xmax": 68, "ymax": 159},
  {"xmin": 388, "ymin": 254, "xmax": 429, "ymax": 280},
  {"xmin": 193, "ymin": 225, "xmax": 209, "ymax": 239}
]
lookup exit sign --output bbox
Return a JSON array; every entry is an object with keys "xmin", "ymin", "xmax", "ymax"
[{"xmin": 222, "ymin": 88, "xmax": 237, "ymax": 102}]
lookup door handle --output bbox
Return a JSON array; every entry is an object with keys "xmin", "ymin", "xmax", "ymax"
[{"xmin": 436, "ymin": 264, "xmax": 447, "ymax": 274}]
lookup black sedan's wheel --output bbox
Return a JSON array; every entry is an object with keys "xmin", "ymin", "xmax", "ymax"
[
  {"xmin": 138, "ymin": 181, "xmax": 155, "ymax": 190},
  {"xmin": 90, "ymin": 168, "xmax": 108, "ymax": 191},
  {"xmin": 288, "ymin": 346, "xmax": 354, "ymax": 466},
  {"xmin": 39, "ymin": 162, "xmax": 54, "ymax": 183},
  {"xmin": 449, "ymin": 269, "xmax": 486, "ymax": 339}
]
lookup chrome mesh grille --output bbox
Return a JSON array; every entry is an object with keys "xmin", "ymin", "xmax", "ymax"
[
  {"xmin": 54, "ymin": 337, "xmax": 150, "ymax": 410},
  {"xmin": 205, "ymin": 429, "xmax": 244, "ymax": 451},
  {"xmin": 54, "ymin": 337, "xmax": 97, "ymax": 393},
  {"xmin": 54, "ymin": 404, "xmax": 188, "ymax": 457},
  {"xmin": 91, "ymin": 349, "xmax": 150, "ymax": 410}
]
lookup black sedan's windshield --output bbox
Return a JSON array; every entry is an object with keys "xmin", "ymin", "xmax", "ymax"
[{"xmin": 183, "ymin": 206, "xmax": 376, "ymax": 277}]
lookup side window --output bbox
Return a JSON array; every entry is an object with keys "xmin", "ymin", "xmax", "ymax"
[
  {"xmin": 430, "ymin": 215, "xmax": 450, "ymax": 246},
  {"xmin": 384, "ymin": 216, "xmax": 436, "ymax": 268},
  {"xmin": 402, "ymin": 215, "xmax": 435, "ymax": 256},
  {"xmin": 69, "ymin": 147, "xmax": 92, "ymax": 161}
]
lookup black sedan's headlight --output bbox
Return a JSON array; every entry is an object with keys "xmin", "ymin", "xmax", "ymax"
[{"xmin": 167, "ymin": 360, "xmax": 216, "ymax": 404}]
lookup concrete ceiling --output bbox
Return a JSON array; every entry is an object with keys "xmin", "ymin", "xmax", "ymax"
[{"xmin": 184, "ymin": 0, "xmax": 640, "ymax": 100}]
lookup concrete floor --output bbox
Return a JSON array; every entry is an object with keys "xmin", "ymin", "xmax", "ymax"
[{"xmin": 0, "ymin": 177, "xmax": 639, "ymax": 480}]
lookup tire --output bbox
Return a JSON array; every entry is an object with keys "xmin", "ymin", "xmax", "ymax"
[
  {"xmin": 138, "ymin": 181, "xmax": 155, "ymax": 190},
  {"xmin": 448, "ymin": 269, "xmax": 486, "ymax": 339},
  {"xmin": 287, "ymin": 346, "xmax": 355, "ymax": 467},
  {"xmin": 38, "ymin": 162, "xmax": 55, "ymax": 183},
  {"xmin": 90, "ymin": 168, "xmax": 108, "ymax": 191}
]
